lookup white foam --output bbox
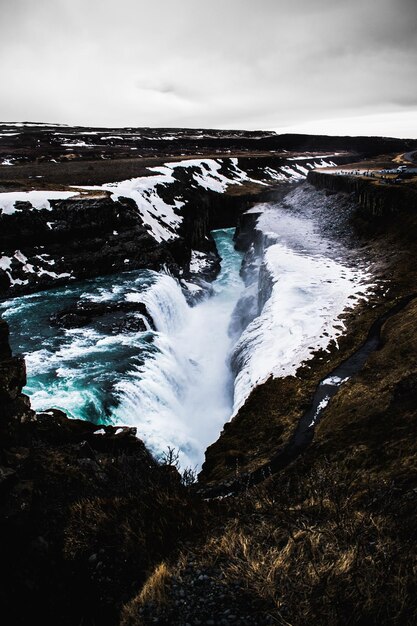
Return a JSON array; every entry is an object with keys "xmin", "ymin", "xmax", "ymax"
[
  {"xmin": 231, "ymin": 194, "xmax": 372, "ymax": 413},
  {"xmin": 232, "ymin": 243, "xmax": 369, "ymax": 412}
]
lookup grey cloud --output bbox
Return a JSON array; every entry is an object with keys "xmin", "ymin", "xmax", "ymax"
[{"xmin": 0, "ymin": 0, "xmax": 416, "ymax": 134}]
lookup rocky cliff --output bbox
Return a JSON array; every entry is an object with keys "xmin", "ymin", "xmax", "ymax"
[
  {"xmin": 307, "ymin": 169, "xmax": 417, "ymax": 237},
  {"xmin": 200, "ymin": 163, "xmax": 417, "ymax": 486},
  {"xmin": 0, "ymin": 317, "xmax": 201, "ymax": 626}
]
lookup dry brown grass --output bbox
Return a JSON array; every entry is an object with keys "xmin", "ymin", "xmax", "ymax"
[
  {"xmin": 139, "ymin": 562, "xmax": 172, "ymax": 606},
  {"xmin": 60, "ymin": 479, "xmax": 204, "ymax": 626},
  {"xmin": 120, "ymin": 562, "xmax": 172, "ymax": 626},
  {"xmin": 157, "ymin": 457, "xmax": 417, "ymax": 625}
]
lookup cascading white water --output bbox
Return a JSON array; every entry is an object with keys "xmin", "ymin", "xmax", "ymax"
[
  {"xmin": 113, "ymin": 229, "xmax": 244, "ymax": 469},
  {"xmin": 127, "ymin": 273, "xmax": 190, "ymax": 334}
]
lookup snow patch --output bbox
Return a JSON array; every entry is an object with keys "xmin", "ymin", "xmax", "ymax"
[
  {"xmin": 38, "ymin": 269, "xmax": 72, "ymax": 279},
  {"xmin": 62, "ymin": 141, "xmax": 90, "ymax": 147},
  {"xmin": 309, "ymin": 396, "xmax": 331, "ymax": 427},
  {"xmin": 189, "ymin": 250, "xmax": 212, "ymax": 273},
  {"xmin": 78, "ymin": 158, "xmax": 265, "ymax": 243},
  {"xmin": 181, "ymin": 280, "xmax": 203, "ymax": 294},
  {"xmin": 0, "ymin": 256, "xmax": 12, "ymax": 271},
  {"xmin": 281, "ymin": 166, "xmax": 305, "ymax": 181},
  {"xmin": 0, "ymin": 190, "xmax": 77, "ymax": 215},
  {"xmin": 79, "ymin": 170, "xmax": 184, "ymax": 243}
]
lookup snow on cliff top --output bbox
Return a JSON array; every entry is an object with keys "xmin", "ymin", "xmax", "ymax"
[
  {"xmin": 0, "ymin": 157, "xmax": 337, "ymax": 242},
  {"xmin": 0, "ymin": 190, "xmax": 78, "ymax": 215},
  {"xmin": 78, "ymin": 158, "xmax": 267, "ymax": 242}
]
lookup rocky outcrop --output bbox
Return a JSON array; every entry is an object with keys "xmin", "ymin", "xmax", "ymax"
[
  {"xmin": 49, "ymin": 300, "xmax": 155, "ymax": 332},
  {"xmin": 0, "ymin": 318, "xmax": 35, "ymax": 440},
  {"xmin": 0, "ymin": 161, "xmax": 264, "ymax": 297},
  {"xmin": 233, "ymin": 208, "xmax": 264, "ymax": 252},
  {"xmin": 1, "ymin": 152, "xmax": 360, "ymax": 297}
]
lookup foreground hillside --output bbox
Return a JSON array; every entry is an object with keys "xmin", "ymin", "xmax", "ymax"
[{"xmin": 0, "ymin": 127, "xmax": 417, "ymax": 625}]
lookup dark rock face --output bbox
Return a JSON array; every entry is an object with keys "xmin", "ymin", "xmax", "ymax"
[
  {"xmin": 50, "ymin": 300, "xmax": 155, "ymax": 331},
  {"xmin": 0, "ymin": 268, "xmax": 10, "ymax": 290},
  {"xmin": 0, "ymin": 318, "xmax": 35, "ymax": 432},
  {"xmin": 0, "ymin": 317, "xmax": 201, "ymax": 626},
  {"xmin": 0, "ymin": 318, "xmax": 11, "ymax": 359},
  {"xmin": 0, "ymin": 150, "xmax": 364, "ymax": 298},
  {"xmin": 0, "ymin": 195, "xmax": 179, "ymax": 296},
  {"xmin": 307, "ymin": 169, "xmax": 417, "ymax": 238},
  {"xmin": 234, "ymin": 210, "xmax": 263, "ymax": 251}
]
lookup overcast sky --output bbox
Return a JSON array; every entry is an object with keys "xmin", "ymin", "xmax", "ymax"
[{"xmin": 1, "ymin": 0, "xmax": 416, "ymax": 136}]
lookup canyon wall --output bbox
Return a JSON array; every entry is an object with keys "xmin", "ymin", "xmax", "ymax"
[{"xmin": 307, "ymin": 170, "xmax": 417, "ymax": 237}]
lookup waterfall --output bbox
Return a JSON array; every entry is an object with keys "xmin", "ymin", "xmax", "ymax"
[
  {"xmin": 0, "ymin": 229, "xmax": 244, "ymax": 470},
  {"xmin": 126, "ymin": 273, "xmax": 190, "ymax": 334},
  {"xmin": 113, "ymin": 274, "xmax": 200, "ymax": 464},
  {"xmin": 113, "ymin": 229, "xmax": 244, "ymax": 469}
]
